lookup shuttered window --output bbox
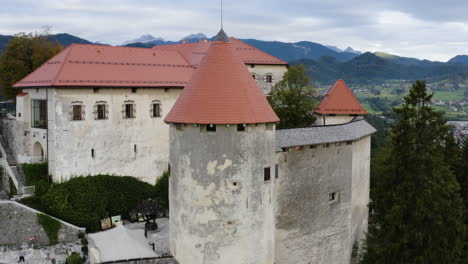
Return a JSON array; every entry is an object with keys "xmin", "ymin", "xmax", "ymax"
[
  {"xmin": 122, "ymin": 101, "xmax": 136, "ymax": 119},
  {"xmin": 150, "ymin": 100, "xmax": 162, "ymax": 118},
  {"xmin": 69, "ymin": 102, "xmax": 85, "ymax": 121}
]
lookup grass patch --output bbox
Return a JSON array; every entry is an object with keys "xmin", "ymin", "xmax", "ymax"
[
  {"xmin": 37, "ymin": 213, "xmax": 62, "ymax": 245},
  {"xmin": 432, "ymin": 90, "xmax": 465, "ymax": 101}
]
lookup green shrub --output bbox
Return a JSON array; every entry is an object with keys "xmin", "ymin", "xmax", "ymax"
[
  {"xmin": 154, "ymin": 170, "xmax": 169, "ymax": 211},
  {"xmin": 20, "ymin": 196, "xmax": 46, "ymax": 211},
  {"xmin": 8, "ymin": 177, "xmax": 17, "ymax": 198},
  {"xmin": 22, "ymin": 163, "xmax": 50, "ymax": 196},
  {"xmin": 65, "ymin": 252, "xmax": 84, "ymax": 264},
  {"xmin": 37, "ymin": 213, "xmax": 62, "ymax": 245},
  {"xmin": 41, "ymin": 175, "xmax": 155, "ymax": 232}
]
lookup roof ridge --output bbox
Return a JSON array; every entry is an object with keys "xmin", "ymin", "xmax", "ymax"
[
  {"xmin": 230, "ymin": 37, "xmax": 287, "ymax": 64},
  {"xmin": 51, "ymin": 45, "xmax": 74, "ymax": 86}
]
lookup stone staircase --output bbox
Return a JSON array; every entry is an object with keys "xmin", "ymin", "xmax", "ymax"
[{"xmin": 0, "ymin": 138, "xmax": 29, "ymax": 199}]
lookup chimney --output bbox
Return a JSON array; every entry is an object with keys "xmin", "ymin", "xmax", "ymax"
[{"xmin": 183, "ymin": 39, "xmax": 188, "ymax": 44}]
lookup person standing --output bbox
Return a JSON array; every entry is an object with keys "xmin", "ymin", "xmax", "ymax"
[{"xmin": 18, "ymin": 249, "xmax": 25, "ymax": 263}]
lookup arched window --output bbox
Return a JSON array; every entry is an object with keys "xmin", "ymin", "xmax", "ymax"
[
  {"xmin": 150, "ymin": 100, "xmax": 162, "ymax": 118},
  {"xmin": 69, "ymin": 101, "xmax": 85, "ymax": 121},
  {"xmin": 94, "ymin": 101, "xmax": 109, "ymax": 120},
  {"xmin": 122, "ymin": 100, "xmax": 136, "ymax": 119}
]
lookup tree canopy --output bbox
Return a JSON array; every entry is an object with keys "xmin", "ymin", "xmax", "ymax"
[
  {"xmin": 267, "ymin": 64, "xmax": 317, "ymax": 129},
  {"xmin": 362, "ymin": 80, "xmax": 465, "ymax": 263},
  {"xmin": 0, "ymin": 28, "xmax": 62, "ymax": 99}
]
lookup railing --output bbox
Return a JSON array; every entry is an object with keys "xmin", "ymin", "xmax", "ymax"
[{"xmin": 0, "ymin": 142, "xmax": 19, "ymax": 190}]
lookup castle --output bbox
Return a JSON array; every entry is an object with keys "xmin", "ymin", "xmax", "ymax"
[{"xmin": 4, "ymin": 28, "xmax": 376, "ymax": 263}]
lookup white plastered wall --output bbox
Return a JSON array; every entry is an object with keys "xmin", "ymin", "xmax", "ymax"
[
  {"xmin": 49, "ymin": 87, "xmax": 181, "ymax": 183},
  {"xmin": 247, "ymin": 65, "xmax": 288, "ymax": 94}
]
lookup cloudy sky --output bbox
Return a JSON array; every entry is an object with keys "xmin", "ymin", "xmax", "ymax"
[{"xmin": 1, "ymin": 0, "xmax": 467, "ymax": 61}]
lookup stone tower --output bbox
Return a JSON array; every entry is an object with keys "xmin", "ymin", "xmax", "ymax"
[{"xmin": 164, "ymin": 29, "xmax": 279, "ymax": 264}]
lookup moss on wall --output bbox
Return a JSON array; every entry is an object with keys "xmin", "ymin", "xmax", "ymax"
[{"xmin": 37, "ymin": 213, "xmax": 62, "ymax": 245}]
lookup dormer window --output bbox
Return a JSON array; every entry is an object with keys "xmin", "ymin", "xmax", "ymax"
[{"xmin": 151, "ymin": 100, "xmax": 162, "ymax": 118}]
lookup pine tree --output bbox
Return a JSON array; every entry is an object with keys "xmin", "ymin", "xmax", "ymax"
[
  {"xmin": 267, "ymin": 64, "xmax": 317, "ymax": 129},
  {"xmin": 363, "ymin": 80, "xmax": 465, "ymax": 263}
]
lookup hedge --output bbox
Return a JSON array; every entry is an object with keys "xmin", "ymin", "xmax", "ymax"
[
  {"xmin": 65, "ymin": 252, "xmax": 84, "ymax": 264},
  {"xmin": 154, "ymin": 170, "xmax": 169, "ymax": 211},
  {"xmin": 22, "ymin": 163, "xmax": 50, "ymax": 196},
  {"xmin": 37, "ymin": 213, "xmax": 62, "ymax": 245},
  {"xmin": 41, "ymin": 175, "xmax": 156, "ymax": 232}
]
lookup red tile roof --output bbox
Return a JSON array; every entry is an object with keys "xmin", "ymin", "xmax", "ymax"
[
  {"xmin": 14, "ymin": 44, "xmax": 194, "ymax": 88},
  {"xmin": 314, "ymin": 79, "xmax": 367, "ymax": 115},
  {"xmin": 164, "ymin": 40, "xmax": 279, "ymax": 125},
  {"xmin": 153, "ymin": 37, "xmax": 287, "ymax": 67},
  {"xmin": 16, "ymin": 92, "xmax": 29, "ymax": 97}
]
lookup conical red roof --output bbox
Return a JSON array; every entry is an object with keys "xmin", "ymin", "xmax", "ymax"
[
  {"xmin": 314, "ymin": 79, "xmax": 367, "ymax": 115},
  {"xmin": 164, "ymin": 38, "xmax": 279, "ymax": 125}
]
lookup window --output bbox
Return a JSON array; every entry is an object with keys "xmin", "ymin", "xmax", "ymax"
[
  {"xmin": 123, "ymin": 101, "xmax": 135, "ymax": 119},
  {"xmin": 94, "ymin": 102, "xmax": 108, "ymax": 120},
  {"xmin": 206, "ymin": 124, "xmax": 216, "ymax": 132},
  {"xmin": 68, "ymin": 102, "xmax": 85, "ymax": 121},
  {"xmin": 275, "ymin": 164, "xmax": 279, "ymax": 179},
  {"xmin": 91, "ymin": 149, "xmax": 95, "ymax": 158},
  {"xmin": 72, "ymin": 105, "xmax": 83, "ymax": 120},
  {"xmin": 237, "ymin": 124, "xmax": 245, "ymax": 132},
  {"xmin": 151, "ymin": 101, "xmax": 162, "ymax": 118},
  {"xmin": 31, "ymin": 100, "xmax": 47, "ymax": 129},
  {"xmin": 264, "ymin": 74, "xmax": 273, "ymax": 83},
  {"xmin": 252, "ymin": 74, "xmax": 257, "ymax": 80},
  {"xmin": 329, "ymin": 192, "xmax": 338, "ymax": 203},
  {"xmin": 250, "ymin": 64, "xmax": 255, "ymax": 68},
  {"xmin": 310, "ymin": 145, "xmax": 316, "ymax": 149},
  {"xmin": 264, "ymin": 167, "xmax": 271, "ymax": 181},
  {"xmin": 131, "ymin": 88, "xmax": 137, "ymax": 93}
]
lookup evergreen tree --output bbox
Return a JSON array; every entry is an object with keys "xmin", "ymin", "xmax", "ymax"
[
  {"xmin": 363, "ymin": 80, "xmax": 465, "ymax": 263},
  {"xmin": 0, "ymin": 28, "xmax": 62, "ymax": 99},
  {"xmin": 267, "ymin": 64, "xmax": 317, "ymax": 129}
]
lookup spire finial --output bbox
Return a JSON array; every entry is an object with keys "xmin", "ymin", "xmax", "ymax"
[{"xmin": 221, "ymin": 0, "xmax": 223, "ymax": 29}]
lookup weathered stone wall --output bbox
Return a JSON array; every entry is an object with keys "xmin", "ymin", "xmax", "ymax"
[
  {"xmin": 247, "ymin": 65, "xmax": 288, "ymax": 94},
  {"xmin": 274, "ymin": 141, "xmax": 355, "ymax": 264},
  {"xmin": 350, "ymin": 136, "xmax": 371, "ymax": 248},
  {"xmin": 103, "ymin": 257, "xmax": 178, "ymax": 264},
  {"xmin": 315, "ymin": 115, "xmax": 356, "ymax": 126},
  {"xmin": 169, "ymin": 124, "xmax": 276, "ymax": 264},
  {"xmin": 0, "ymin": 201, "xmax": 84, "ymax": 247},
  {"xmin": 44, "ymin": 87, "xmax": 182, "ymax": 183}
]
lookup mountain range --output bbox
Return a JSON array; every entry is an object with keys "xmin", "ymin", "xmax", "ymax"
[{"xmin": 1, "ymin": 32, "xmax": 468, "ymax": 85}]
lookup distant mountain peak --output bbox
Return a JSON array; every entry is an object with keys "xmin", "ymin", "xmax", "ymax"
[
  {"xmin": 448, "ymin": 55, "xmax": 468, "ymax": 64},
  {"xmin": 180, "ymin": 33, "xmax": 207, "ymax": 41},
  {"xmin": 325, "ymin": 45, "xmax": 342, "ymax": 53},
  {"xmin": 122, "ymin": 34, "xmax": 165, "ymax": 45},
  {"xmin": 344, "ymin": 47, "xmax": 362, "ymax": 55}
]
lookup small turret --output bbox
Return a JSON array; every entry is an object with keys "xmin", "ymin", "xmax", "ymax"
[{"xmin": 314, "ymin": 79, "xmax": 367, "ymax": 126}]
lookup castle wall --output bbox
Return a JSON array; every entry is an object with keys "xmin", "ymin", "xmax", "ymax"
[
  {"xmin": 274, "ymin": 142, "xmax": 355, "ymax": 264},
  {"xmin": 0, "ymin": 201, "xmax": 84, "ymax": 247},
  {"xmin": 350, "ymin": 136, "xmax": 371, "ymax": 247},
  {"xmin": 48, "ymin": 87, "xmax": 181, "ymax": 183},
  {"xmin": 315, "ymin": 115, "xmax": 356, "ymax": 126},
  {"xmin": 247, "ymin": 64, "xmax": 288, "ymax": 94},
  {"xmin": 169, "ymin": 124, "xmax": 276, "ymax": 264}
]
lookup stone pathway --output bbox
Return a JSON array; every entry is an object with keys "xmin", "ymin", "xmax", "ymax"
[{"xmin": 0, "ymin": 243, "xmax": 82, "ymax": 264}]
